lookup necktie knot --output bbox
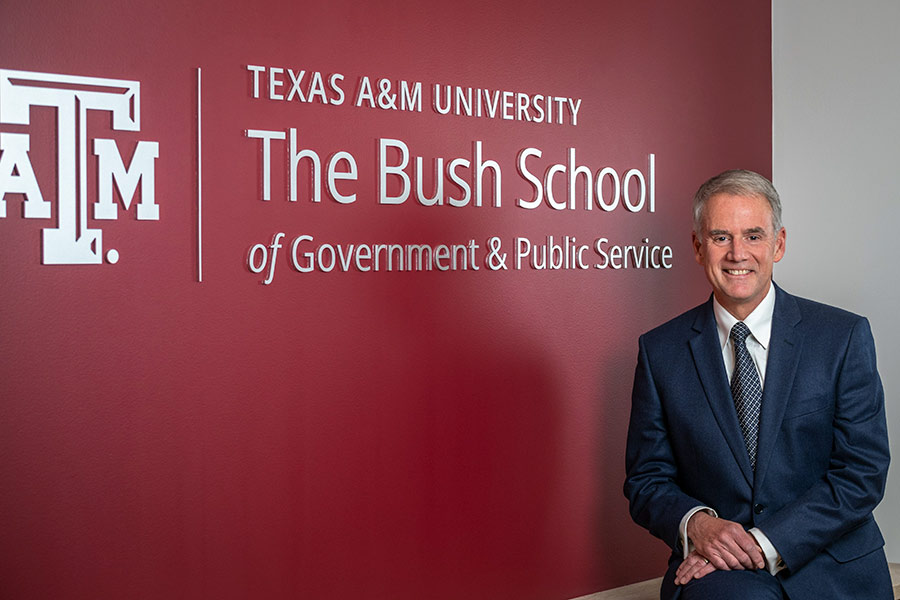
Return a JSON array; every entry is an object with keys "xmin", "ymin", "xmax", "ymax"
[{"xmin": 731, "ymin": 321, "xmax": 751, "ymax": 346}]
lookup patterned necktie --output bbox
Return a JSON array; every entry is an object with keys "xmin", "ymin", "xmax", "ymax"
[{"xmin": 730, "ymin": 321, "xmax": 762, "ymax": 470}]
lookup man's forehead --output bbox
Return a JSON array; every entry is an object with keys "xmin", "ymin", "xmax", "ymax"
[{"xmin": 703, "ymin": 192, "xmax": 774, "ymax": 224}]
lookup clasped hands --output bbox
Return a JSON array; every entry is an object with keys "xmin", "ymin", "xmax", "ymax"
[{"xmin": 674, "ymin": 511, "xmax": 766, "ymax": 585}]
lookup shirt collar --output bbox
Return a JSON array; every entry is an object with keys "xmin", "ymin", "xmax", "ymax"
[{"xmin": 713, "ymin": 282, "xmax": 776, "ymax": 350}]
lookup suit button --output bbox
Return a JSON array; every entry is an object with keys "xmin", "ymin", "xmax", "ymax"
[{"xmin": 754, "ymin": 504, "xmax": 765, "ymax": 514}]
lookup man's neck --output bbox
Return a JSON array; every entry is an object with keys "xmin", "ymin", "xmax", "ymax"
[{"xmin": 715, "ymin": 282, "xmax": 773, "ymax": 321}]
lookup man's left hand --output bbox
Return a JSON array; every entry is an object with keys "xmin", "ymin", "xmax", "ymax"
[{"xmin": 675, "ymin": 550, "xmax": 716, "ymax": 585}]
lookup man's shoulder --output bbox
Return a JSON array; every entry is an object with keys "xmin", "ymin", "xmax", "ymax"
[
  {"xmin": 639, "ymin": 298, "xmax": 711, "ymax": 346},
  {"xmin": 777, "ymin": 287, "xmax": 870, "ymax": 330}
]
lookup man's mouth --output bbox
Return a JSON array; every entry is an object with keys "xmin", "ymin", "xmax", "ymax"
[{"xmin": 724, "ymin": 269, "xmax": 752, "ymax": 275}]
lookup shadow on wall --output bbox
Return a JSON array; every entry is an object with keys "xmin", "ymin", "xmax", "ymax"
[
  {"xmin": 257, "ymin": 222, "xmax": 567, "ymax": 598},
  {"xmin": 589, "ymin": 274, "xmax": 703, "ymax": 590}
]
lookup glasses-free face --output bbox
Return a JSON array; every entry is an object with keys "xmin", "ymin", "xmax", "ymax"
[{"xmin": 692, "ymin": 193, "xmax": 786, "ymax": 320}]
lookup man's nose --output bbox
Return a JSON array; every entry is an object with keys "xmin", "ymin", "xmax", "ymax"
[{"xmin": 728, "ymin": 237, "xmax": 749, "ymax": 261}]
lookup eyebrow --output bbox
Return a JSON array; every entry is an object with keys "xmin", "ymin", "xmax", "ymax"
[{"xmin": 706, "ymin": 227, "xmax": 768, "ymax": 236}]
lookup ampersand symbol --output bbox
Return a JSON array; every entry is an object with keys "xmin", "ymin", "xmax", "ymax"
[
  {"xmin": 486, "ymin": 237, "xmax": 508, "ymax": 270},
  {"xmin": 377, "ymin": 79, "xmax": 397, "ymax": 110}
]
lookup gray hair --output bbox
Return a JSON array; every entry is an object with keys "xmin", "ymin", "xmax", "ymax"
[{"xmin": 692, "ymin": 169, "xmax": 783, "ymax": 233}]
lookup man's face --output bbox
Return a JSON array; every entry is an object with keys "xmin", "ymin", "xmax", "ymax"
[{"xmin": 692, "ymin": 193, "xmax": 786, "ymax": 320}]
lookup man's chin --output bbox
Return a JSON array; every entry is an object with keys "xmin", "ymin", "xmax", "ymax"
[{"xmin": 713, "ymin": 288, "xmax": 765, "ymax": 316}]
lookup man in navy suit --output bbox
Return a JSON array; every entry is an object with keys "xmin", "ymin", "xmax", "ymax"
[{"xmin": 624, "ymin": 170, "xmax": 892, "ymax": 599}]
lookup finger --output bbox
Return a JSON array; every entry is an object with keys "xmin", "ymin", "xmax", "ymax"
[
  {"xmin": 722, "ymin": 529, "xmax": 759, "ymax": 566},
  {"xmin": 675, "ymin": 555, "xmax": 710, "ymax": 585},
  {"xmin": 722, "ymin": 541, "xmax": 755, "ymax": 570},
  {"xmin": 678, "ymin": 560, "xmax": 716, "ymax": 584},
  {"xmin": 706, "ymin": 552, "xmax": 732, "ymax": 571},
  {"xmin": 725, "ymin": 537, "xmax": 766, "ymax": 570},
  {"xmin": 733, "ymin": 532, "xmax": 766, "ymax": 568},
  {"xmin": 739, "ymin": 543, "xmax": 766, "ymax": 569},
  {"xmin": 675, "ymin": 559, "xmax": 697, "ymax": 581},
  {"xmin": 754, "ymin": 545, "xmax": 766, "ymax": 569},
  {"xmin": 691, "ymin": 562, "xmax": 716, "ymax": 580},
  {"xmin": 675, "ymin": 559, "xmax": 703, "ymax": 581},
  {"xmin": 675, "ymin": 563, "xmax": 700, "ymax": 585},
  {"xmin": 714, "ymin": 545, "xmax": 743, "ymax": 570},
  {"xmin": 689, "ymin": 556, "xmax": 712, "ymax": 578},
  {"xmin": 713, "ymin": 529, "xmax": 757, "ymax": 570}
]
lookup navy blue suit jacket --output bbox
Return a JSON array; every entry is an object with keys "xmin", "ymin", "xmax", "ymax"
[{"xmin": 624, "ymin": 285, "xmax": 891, "ymax": 599}]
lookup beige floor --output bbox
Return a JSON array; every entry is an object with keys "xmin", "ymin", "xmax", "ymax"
[{"xmin": 572, "ymin": 562, "xmax": 900, "ymax": 600}]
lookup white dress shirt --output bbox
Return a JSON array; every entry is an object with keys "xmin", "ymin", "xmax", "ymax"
[{"xmin": 680, "ymin": 283, "xmax": 784, "ymax": 575}]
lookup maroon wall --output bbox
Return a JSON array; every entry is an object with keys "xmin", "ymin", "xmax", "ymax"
[{"xmin": 0, "ymin": 1, "xmax": 772, "ymax": 598}]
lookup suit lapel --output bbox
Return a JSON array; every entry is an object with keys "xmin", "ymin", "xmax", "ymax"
[
  {"xmin": 754, "ymin": 285, "xmax": 803, "ymax": 491},
  {"xmin": 688, "ymin": 298, "xmax": 754, "ymax": 486}
]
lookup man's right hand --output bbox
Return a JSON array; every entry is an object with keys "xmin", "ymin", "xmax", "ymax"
[{"xmin": 686, "ymin": 511, "xmax": 765, "ymax": 572}]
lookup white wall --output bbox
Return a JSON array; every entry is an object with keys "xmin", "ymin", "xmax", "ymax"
[{"xmin": 773, "ymin": 0, "xmax": 900, "ymax": 562}]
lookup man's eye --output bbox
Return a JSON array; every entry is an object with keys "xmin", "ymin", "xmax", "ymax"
[
  {"xmin": 712, "ymin": 236, "xmax": 729, "ymax": 244},
  {"xmin": 747, "ymin": 235, "xmax": 762, "ymax": 242}
]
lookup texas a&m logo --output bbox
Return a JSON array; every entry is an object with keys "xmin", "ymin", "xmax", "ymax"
[{"xmin": 0, "ymin": 69, "xmax": 159, "ymax": 264}]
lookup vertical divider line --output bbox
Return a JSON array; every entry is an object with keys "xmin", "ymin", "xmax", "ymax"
[{"xmin": 197, "ymin": 67, "xmax": 203, "ymax": 282}]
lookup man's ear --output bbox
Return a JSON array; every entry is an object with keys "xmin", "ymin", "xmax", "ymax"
[
  {"xmin": 692, "ymin": 231, "xmax": 704, "ymax": 265},
  {"xmin": 774, "ymin": 227, "xmax": 786, "ymax": 263}
]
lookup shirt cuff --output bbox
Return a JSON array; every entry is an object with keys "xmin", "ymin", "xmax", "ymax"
[
  {"xmin": 748, "ymin": 527, "xmax": 785, "ymax": 575},
  {"xmin": 679, "ymin": 506, "xmax": 717, "ymax": 558}
]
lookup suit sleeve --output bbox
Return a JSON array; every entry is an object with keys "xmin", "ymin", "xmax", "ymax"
[
  {"xmin": 759, "ymin": 317, "xmax": 890, "ymax": 571},
  {"xmin": 624, "ymin": 334, "xmax": 705, "ymax": 551}
]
